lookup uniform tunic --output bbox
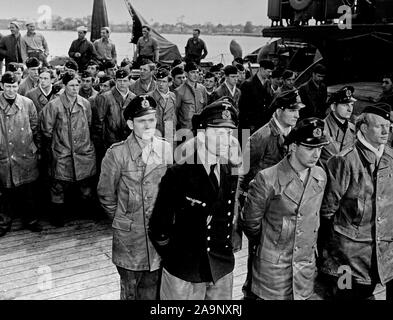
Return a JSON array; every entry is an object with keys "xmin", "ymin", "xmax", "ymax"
[{"xmin": 243, "ymin": 157, "xmax": 327, "ymax": 300}]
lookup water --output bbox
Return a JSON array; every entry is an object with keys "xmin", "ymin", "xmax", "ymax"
[{"xmin": 0, "ymin": 30, "xmax": 270, "ymax": 65}]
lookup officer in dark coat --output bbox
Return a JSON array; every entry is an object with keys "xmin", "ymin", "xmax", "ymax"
[
  {"xmin": 149, "ymin": 99, "xmax": 241, "ymax": 300},
  {"xmin": 238, "ymin": 59, "xmax": 275, "ymax": 133}
]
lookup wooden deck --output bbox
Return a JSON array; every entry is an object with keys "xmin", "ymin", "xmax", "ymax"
[{"xmin": 0, "ymin": 217, "xmax": 247, "ymax": 300}]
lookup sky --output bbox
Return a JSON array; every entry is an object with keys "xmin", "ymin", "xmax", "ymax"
[{"xmin": 0, "ymin": 0, "xmax": 270, "ymax": 25}]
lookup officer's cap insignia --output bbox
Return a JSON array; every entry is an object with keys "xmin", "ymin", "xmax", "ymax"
[
  {"xmin": 141, "ymin": 96, "xmax": 150, "ymax": 108},
  {"xmin": 222, "ymin": 109, "xmax": 231, "ymax": 120},
  {"xmin": 313, "ymin": 128, "xmax": 322, "ymax": 138}
]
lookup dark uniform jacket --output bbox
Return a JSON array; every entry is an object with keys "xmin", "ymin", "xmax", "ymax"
[
  {"xmin": 319, "ymin": 113, "xmax": 355, "ymax": 170},
  {"xmin": 321, "ymin": 140, "xmax": 393, "ymax": 285},
  {"xmin": 149, "ymin": 149, "xmax": 238, "ymax": 283},
  {"xmin": 298, "ymin": 78, "xmax": 328, "ymax": 120},
  {"xmin": 0, "ymin": 34, "xmax": 23, "ymax": 68},
  {"xmin": 211, "ymin": 82, "xmax": 241, "ymax": 112},
  {"xmin": 95, "ymin": 87, "xmax": 136, "ymax": 150},
  {"xmin": 238, "ymin": 75, "xmax": 273, "ymax": 132},
  {"xmin": 25, "ymin": 86, "xmax": 60, "ymax": 114},
  {"xmin": 68, "ymin": 38, "xmax": 98, "ymax": 72},
  {"xmin": 97, "ymin": 134, "xmax": 172, "ymax": 271}
]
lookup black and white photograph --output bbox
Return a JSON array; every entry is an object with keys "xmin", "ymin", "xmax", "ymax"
[{"xmin": 1, "ymin": 0, "xmax": 393, "ymax": 311}]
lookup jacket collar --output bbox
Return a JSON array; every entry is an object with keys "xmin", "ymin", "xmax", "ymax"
[
  {"xmin": 127, "ymin": 133, "xmax": 166, "ymax": 162},
  {"xmin": 59, "ymin": 92, "xmax": 85, "ymax": 111},
  {"xmin": 0, "ymin": 93, "xmax": 23, "ymax": 110},
  {"xmin": 278, "ymin": 156, "xmax": 325, "ymax": 204},
  {"xmin": 278, "ymin": 156, "xmax": 326, "ymax": 186},
  {"xmin": 268, "ymin": 117, "xmax": 282, "ymax": 137}
]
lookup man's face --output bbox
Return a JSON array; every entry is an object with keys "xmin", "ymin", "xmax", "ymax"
[
  {"xmin": 142, "ymin": 28, "xmax": 149, "ymax": 37},
  {"xmin": 106, "ymin": 67, "xmax": 116, "ymax": 78},
  {"xmin": 9, "ymin": 24, "xmax": 19, "ymax": 35},
  {"xmin": 99, "ymin": 81, "xmax": 112, "ymax": 93},
  {"xmin": 140, "ymin": 64, "xmax": 152, "ymax": 81},
  {"xmin": 293, "ymin": 144, "xmax": 322, "ymax": 169},
  {"xmin": 205, "ymin": 127, "xmax": 233, "ymax": 158},
  {"xmin": 382, "ymin": 78, "xmax": 393, "ymax": 94},
  {"xmin": 78, "ymin": 31, "xmax": 86, "ymax": 40},
  {"xmin": 203, "ymin": 77, "xmax": 215, "ymax": 90},
  {"xmin": 101, "ymin": 30, "xmax": 109, "ymax": 39},
  {"xmin": 174, "ymin": 73, "xmax": 186, "ymax": 87},
  {"xmin": 332, "ymin": 102, "xmax": 353, "ymax": 120},
  {"xmin": 157, "ymin": 77, "xmax": 169, "ymax": 93},
  {"xmin": 81, "ymin": 77, "xmax": 93, "ymax": 90},
  {"xmin": 226, "ymin": 74, "xmax": 239, "ymax": 87},
  {"xmin": 362, "ymin": 114, "xmax": 390, "ymax": 147},
  {"xmin": 13, "ymin": 68, "xmax": 23, "ymax": 82},
  {"xmin": 87, "ymin": 65, "xmax": 98, "ymax": 76},
  {"xmin": 28, "ymin": 67, "xmax": 40, "ymax": 81},
  {"xmin": 116, "ymin": 77, "xmax": 130, "ymax": 91},
  {"xmin": 284, "ymin": 74, "xmax": 296, "ymax": 89},
  {"xmin": 27, "ymin": 24, "xmax": 35, "ymax": 33},
  {"xmin": 313, "ymin": 73, "xmax": 325, "ymax": 85},
  {"xmin": 277, "ymin": 108, "xmax": 300, "ymax": 127},
  {"xmin": 193, "ymin": 31, "xmax": 199, "ymax": 39},
  {"xmin": 65, "ymin": 79, "xmax": 80, "ymax": 97},
  {"xmin": 187, "ymin": 70, "xmax": 199, "ymax": 83},
  {"xmin": 129, "ymin": 113, "xmax": 157, "ymax": 141},
  {"xmin": 39, "ymin": 72, "xmax": 52, "ymax": 89},
  {"xmin": 2, "ymin": 82, "xmax": 19, "ymax": 99},
  {"xmin": 260, "ymin": 67, "xmax": 273, "ymax": 79}
]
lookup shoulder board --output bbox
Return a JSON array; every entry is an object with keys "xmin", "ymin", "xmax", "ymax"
[{"xmin": 109, "ymin": 141, "xmax": 125, "ymax": 149}]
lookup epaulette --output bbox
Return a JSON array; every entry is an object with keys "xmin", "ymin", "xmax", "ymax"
[
  {"xmin": 109, "ymin": 140, "xmax": 125, "ymax": 149},
  {"xmin": 338, "ymin": 146, "xmax": 354, "ymax": 157}
]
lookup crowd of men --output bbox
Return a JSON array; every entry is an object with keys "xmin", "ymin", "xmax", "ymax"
[{"xmin": 1, "ymin": 20, "xmax": 393, "ymax": 301}]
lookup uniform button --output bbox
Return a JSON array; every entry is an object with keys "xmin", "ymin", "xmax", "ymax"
[
  {"xmin": 21, "ymin": 127, "xmax": 24, "ymax": 131},
  {"xmin": 225, "ymin": 245, "xmax": 229, "ymax": 248},
  {"xmin": 227, "ymin": 212, "xmax": 231, "ymax": 216},
  {"xmin": 202, "ymin": 203, "xmax": 206, "ymax": 207},
  {"xmin": 8, "ymin": 130, "xmax": 11, "ymax": 133},
  {"xmin": 9, "ymin": 142, "xmax": 12, "ymax": 145},
  {"xmin": 378, "ymin": 197, "xmax": 382, "ymax": 201},
  {"xmin": 207, "ymin": 225, "xmax": 211, "ymax": 230},
  {"xmin": 207, "ymin": 248, "xmax": 210, "ymax": 252},
  {"xmin": 207, "ymin": 237, "xmax": 211, "ymax": 241},
  {"xmin": 228, "ymin": 200, "xmax": 232, "ymax": 204},
  {"xmin": 227, "ymin": 235, "xmax": 230, "ymax": 239},
  {"xmin": 377, "ymin": 217, "xmax": 382, "ymax": 222},
  {"xmin": 227, "ymin": 223, "xmax": 231, "ymax": 227}
]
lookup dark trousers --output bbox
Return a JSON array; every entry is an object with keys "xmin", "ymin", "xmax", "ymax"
[
  {"xmin": 0, "ymin": 182, "xmax": 38, "ymax": 232},
  {"xmin": 116, "ymin": 266, "xmax": 161, "ymax": 300}
]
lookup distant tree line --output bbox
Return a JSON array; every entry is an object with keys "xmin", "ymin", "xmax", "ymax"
[{"xmin": 0, "ymin": 16, "xmax": 263, "ymax": 35}]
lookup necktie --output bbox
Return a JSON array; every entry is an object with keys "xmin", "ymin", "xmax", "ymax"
[{"xmin": 209, "ymin": 164, "xmax": 219, "ymax": 192}]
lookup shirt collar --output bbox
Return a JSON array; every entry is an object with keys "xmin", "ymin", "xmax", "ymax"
[
  {"xmin": 357, "ymin": 131, "xmax": 385, "ymax": 160},
  {"xmin": 224, "ymin": 81, "xmax": 237, "ymax": 96}
]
